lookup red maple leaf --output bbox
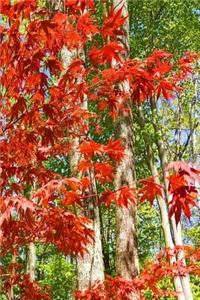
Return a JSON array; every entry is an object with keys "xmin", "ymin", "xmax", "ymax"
[
  {"xmin": 79, "ymin": 140, "xmax": 103, "ymax": 157},
  {"xmin": 168, "ymin": 173, "xmax": 199, "ymax": 224},
  {"xmin": 105, "ymin": 138, "xmax": 125, "ymax": 161},
  {"xmin": 77, "ymin": 12, "xmax": 99, "ymax": 40},
  {"xmin": 102, "ymin": 6, "xmax": 127, "ymax": 38},
  {"xmin": 94, "ymin": 162, "xmax": 114, "ymax": 183},
  {"xmin": 89, "ymin": 42, "xmax": 126, "ymax": 65},
  {"xmin": 139, "ymin": 177, "xmax": 163, "ymax": 205},
  {"xmin": 116, "ymin": 186, "xmax": 137, "ymax": 207}
]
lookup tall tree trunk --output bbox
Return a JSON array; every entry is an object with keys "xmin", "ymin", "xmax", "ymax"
[
  {"xmin": 113, "ymin": 0, "xmax": 139, "ymax": 286},
  {"xmin": 137, "ymin": 105, "xmax": 186, "ymax": 300},
  {"xmin": 189, "ymin": 75, "xmax": 198, "ymax": 163},
  {"xmin": 46, "ymin": 0, "xmax": 104, "ymax": 291},
  {"xmin": 149, "ymin": 97, "xmax": 193, "ymax": 299},
  {"xmin": 69, "ymin": 133, "xmax": 104, "ymax": 291},
  {"xmin": 76, "ymin": 200, "xmax": 104, "ymax": 291},
  {"xmin": 115, "ymin": 114, "xmax": 139, "ymax": 280},
  {"xmin": 61, "ymin": 46, "xmax": 105, "ymax": 293}
]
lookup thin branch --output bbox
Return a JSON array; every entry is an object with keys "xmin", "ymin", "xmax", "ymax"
[{"xmin": 179, "ymin": 121, "xmax": 200, "ymax": 159}]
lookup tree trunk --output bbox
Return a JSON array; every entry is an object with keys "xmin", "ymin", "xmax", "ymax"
[
  {"xmin": 69, "ymin": 134, "xmax": 104, "ymax": 290},
  {"xmin": 77, "ymin": 205, "xmax": 104, "ymax": 291},
  {"xmin": 189, "ymin": 75, "xmax": 198, "ymax": 163},
  {"xmin": 149, "ymin": 97, "xmax": 193, "ymax": 299},
  {"xmin": 62, "ymin": 46, "xmax": 104, "ymax": 291},
  {"xmin": 46, "ymin": 0, "xmax": 105, "ymax": 290},
  {"xmin": 61, "ymin": 48, "xmax": 104, "ymax": 292},
  {"xmin": 115, "ymin": 116, "xmax": 139, "ymax": 280},
  {"xmin": 7, "ymin": 254, "xmax": 16, "ymax": 300},
  {"xmin": 137, "ymin": 105, "xmax": 186, "ymax": 300},
  {"xmin": 27, "ymin": 242, "xmax": 36, "ymax": 282},
  {"xmin": 46, "ymin": 0, "xmax": 65, "ymax": 11},
  {"xmin": 113, "ymin": 0, "xmax": 139, "ymax": 291}
]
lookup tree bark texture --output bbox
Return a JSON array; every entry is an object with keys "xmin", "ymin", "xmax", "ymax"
[
  {"xmin": 27, "ymin": 242, "xmax": 36, "ymax": 282},
  {"xmin": 150, "ymin": 98, "xmax": 193, "ymax": 300},
  {"xmin": 137, "ymin": 101, "xmax": 193, "ymax": 299},
  {"xmin": 137, "ymin": 105, "xmax": 186, "ymax": 300},
  {"xmin": 47, "ymin": 0, "xmax": 105, "ymax": 289},
  {"xmin": 112, "ymin": 0, "xmax": 139, "ymax": 282},
  {"xmin": 61, "ymin": 46, "xmax": 104, "ymax": 292}
]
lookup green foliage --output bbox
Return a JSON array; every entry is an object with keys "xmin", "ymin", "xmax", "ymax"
[
  {"xmin": 0, "ymin": 281, "xmax": 7, "ymax": 300},
  {"xmin": 38, "ymin": 252, "xmax": 76, "ymax": 300},
  {"xmin": 45, "ymin": 155, "xmax": 70, "ymax": 177},
  {"xmin": 138, "ymin": 202, "xmax": 163, "ymax": 265},
  {"xmin": 142, "ymin": 277, "xmax": 175, "ymax": 299},
  {"xmin": 185, "ymin": 226, "xmax": 200, "ymax": 245},
  {"xmin": 38, "ymin": 0, "xmax": 47, "ymax": 7},
  {"xmin": 191, "ymin": 274, "xmax": 200, "ymax": 299},
  {"xmin": 128, "ymin": 0, "xmax": 200, "ymax": 57},
  {"xmin": 157, "ymin": 276, "xmax": 175, "ymax": 299}
]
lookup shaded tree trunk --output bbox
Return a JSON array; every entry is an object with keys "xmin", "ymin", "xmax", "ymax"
[
  {"xmin": 76, "ymin": 203, "xmax": 104, "ymax": 291},
  {"xmin": 113, "ymin": 0, "xmax": 139, "ymax": 289},
  {"xmin": 46, "ymin": 0, "xmax": 104, "ymax": 290},
  {"xmin": 115, "ymin": 114, "xmax": 139, "ymax": 279},
  {"xmin": 69, "ymin": 134, "xmax": 104, "ymax": 291},
  {"xmin": 137, "ymin": 105, "xmax": 186, "ymax": 300},
  {"xmin": 189, "ymin": 74, "xmax": 199, "ymax": 163}
]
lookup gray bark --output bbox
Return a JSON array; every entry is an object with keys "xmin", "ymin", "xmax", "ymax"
[
  {"xmin": 46, "ymin": 0, "xmax": 105, "ymax": 290},
  {"xmin": 149, "ymin": 98, "xmax": 193, "ymax": 299},
  {"xmin": 57, "ymin": 12, "xmax": 105, "ymax": 291},
  {"xmin": 27, "ymin": 242, "xmax": 36, "ymax": 282},
  {"xmin": 137, "ymin": 105, "xmax": 186, "ymax": 300},
  {"xmin": 77, "ymin": 204, "xmax": 104, "ymax": 291},
  {"xmin": 115, "ymin": 114, "xmax": 139, "ymax": 279},
  {"xmin": 112, "ymin": 1, "xmax": 139, "ymax": 299},
  {"xmin": 46, "ymin": 0, "xmax": 65, "ymax": 11}
]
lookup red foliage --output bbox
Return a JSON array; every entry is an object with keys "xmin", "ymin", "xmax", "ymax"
[
  {"xmin": 75, "ymin": 246, "xmax": 200, "ymax": 300},
  {"xmin": 101, "ymin": 6, "xmax": 127, "ymax": 39},
  {"xmin": 3, "ymin": 273, "xmax": 52, "ymax": 300},
  {"xmin": 116, "ymin": 186, "xmax": 137, "ymax": 207},
  {"xmin": 139, "ymin": 177, "xmax": 163, "ymax": 205},
  {"xmin": 89, "ymin": 42, "xmax": 126, "ymax": 65},
  {"xmin": 138, "ymin": 162, "xmax": 200, "ymax": 224},
  {"xmin": 167, "ymin": 162, "xmax": 200, "ymax": 224}
]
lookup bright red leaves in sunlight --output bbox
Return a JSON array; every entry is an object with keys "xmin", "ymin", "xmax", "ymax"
[
  {"xmin": 167, "ymin": 161, "xmax": 200, "ymax": 224},
  {"xmin": 89, "ymin": 42, "xmax": 126, "ymax": 65},
  {"xmin": 101, "ymin": 6, "xmax": 127, "ymax": 38},
  {"xmin": 139, "ymin": 177, "xmax": 163, "ymax": 205},
  {"xmin": 138, "ymin": 162, "xmax": 199, "ymax": 224}
]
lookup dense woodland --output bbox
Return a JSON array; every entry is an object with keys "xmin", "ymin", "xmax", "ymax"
[{"xmin": 0, "ymin": 0, "xmax": 200, "ymax": 299}]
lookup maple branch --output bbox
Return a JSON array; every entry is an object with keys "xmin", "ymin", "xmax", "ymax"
[
  {"xmin": 178, "ymin": 121, "xmax": 200, "ymax": 159},
  {"xmin": 2, "ymin": 104, "xmax": 46, "ymax": 133},
  {"xmin": 80, "ymin": 186, "xmax": 125, "ymax": 201},
  {"xmin": 3, "ymin": 111, "xmax": 28, "ymax": 133}
]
